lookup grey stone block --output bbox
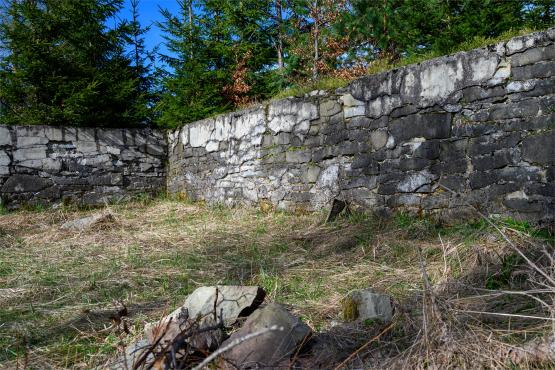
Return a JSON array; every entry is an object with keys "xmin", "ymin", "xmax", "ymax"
[
  {"xmin": 469, "ymin": 132, "xmax": 520, "ymax": 155},
  {"xmin": 512, "ymin": 61, "xmax": 555, "ymax": 80},
  {"xmin": 285, "ymin": 150, "xmax": 312, "ymax": 163},
  {"xmin": 1, "ymin": 174, "xmax": 53, "ymax": 193},
  {"xmin": 488, "ymin": 100, "xmax": 540, "ymax": 121},
  {"xmin": 472, "ymin": 150, "xmax": 514, "ymax": 171},
  {"xmin": 0, "ymin": 126, "xmax": 12, "ymax": 146},
  {"xmin": 522, "ymin": 131, "xmax": 555, "ymax": 164},
  {"xmin": 389, "ymin": 113, "xmax": 452, "ymax": 141}
]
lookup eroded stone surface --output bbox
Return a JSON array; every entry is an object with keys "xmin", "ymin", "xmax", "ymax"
[
  {"xmin": 166, "ymin": 28, "xmax": 554, "ymax": 226},
  {"xmin": 0, "ymin": 126, "xmax": 166, "ymax": 208}
]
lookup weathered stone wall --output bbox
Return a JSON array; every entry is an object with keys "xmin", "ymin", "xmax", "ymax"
[
  {"xmin": 0, "ymin": 125, "xmax": 167, "ymax": 208},
  {"xmin": 168, "ymin": 29, "xmax": 555, "ymax": 226}
]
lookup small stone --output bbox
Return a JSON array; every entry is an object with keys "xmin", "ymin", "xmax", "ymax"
[
  {"xmin": 342, "ymin": 289, "xmax": 393, "ymax": 323},
  {"xmin": 61, "ymin": 213, "xmax": 115, "ymax": 231}
]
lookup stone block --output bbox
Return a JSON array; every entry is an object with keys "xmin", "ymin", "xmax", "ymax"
[
  {"xmin": 488, "ymin": 100, "xmax": 540, "ymax": 121},
  {"xmin": 471, "ymin": 150, "xmax": 514, "ymax": 171},
  {"xmin": 1, "ymin": 174, "xmax": 53, "ymax": 193},
  {"xmin": 348, "ymin": 116, "xmax": 373, "ymax": 128},
  {"xmin": 396, "ymin": 170, "xmax": 437, "ymax": 193},
  {"xmin": 324, "ymin": 129, "xmax": 348, "ymax": 145},
  {"xmin": 399, "ymin": 158, "xmax": 432, "ymax": 171},
  {"xmin": 0, "ymin": 150, "xmax": 10, "ymax": 166},
  {"xmin": 519, "ymin": 78, "xmax": 555, "ymax": 98},
  {"xmin": 221, "ymin": 303, "xmax": 311, "ymax": 368},
  {"xmin": 77, "ymin": 128, "xmax": 96, "ymax": 142},
  {"xmin": 0, "ymin": 126, "xmax": 12, "ymax": 146},
  {"xmin": 344, "ymin": 105, "xmax": 366, "ymax": 118},
  {"xmin": 387, "ymin": 193, "xmax": 423, "ymax": 207},
  {"xmin": 15, "ymin": 126, "xmax": 44, "ymax": 138},
  {"xmin": 76, "ymin": 141, "xmax": 98, "ymax": 154},
  {"xmin": 146, "ymin": 143, "xmax": 167, "ymax": 157},
  {"xmin": 391, "ymin": 104, "xmax": 418, "ymax": 118},
  {"xmin": 13, "ymin": 147, "xmax": 46, "ymax": 161},
  {"xmin": 521, "ymin": 130, "xmax": 555, "ymax": 164},
  {"xmin": 438, "ymin": 174, "xmax": 467, "ymax": 192},
  {"xmin": 342, "ymin": 289, "xmax": 393, "ymax": 323},
  {"xmin": 414, "ymin": 141, "xmax": 441, "ymax": 159},
  {"xmin": 370, "ymin": 130, "xmax": 388, "ymax": 150},
  {"xmin": 285, "ymin": 149, "xmax": 311, "ymax": 163},
  {"xmin": 43, "ymin": 127, "xmax": 64, "ymax": 141},
  {"xmin": 469, "ymin": 132, "xmax": 520, "ymax": 155},
  {"xmin": 320, "ymin": 99, "xmax": 342, "ymax": 117},
  {"xmin": 190, "ymin": 121, "xmax": 214, "ymax": 147},
  {"xmin": 97, "ymin": 129, "xmax": 124, "ymax": 146},
  {"xmin": 17, "ymin": 136, "xmax": 48, "ymax": 147},
  {"xmin": 461, "ymin": 85, "xmax": 506, "ymax": 103},
  {"xmin": 512, "ymin": 61, "xmax": 555, "ymax": 80},
  {"xmin": 352, "ymin": 154, "xmax": 378, "ymax": 172},
  {"xmin": 503, "ymin": 198, "xmax": 543, "ymax": 213},
  {"xmin": 389, "ymin": 113, "xmax": 452, "ymax": 142}
]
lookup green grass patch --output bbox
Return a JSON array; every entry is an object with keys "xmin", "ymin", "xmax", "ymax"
[{"xmin": 0, "ymin": 199, "xmax": 551, "ymax": 368}]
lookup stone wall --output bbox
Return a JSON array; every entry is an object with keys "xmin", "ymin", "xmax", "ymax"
[
  {"xmin": 168, "ymin": 29, "xmax": 555, "ymax": 226},
  {"xmin": 0, "ymin": 125, "xmax": 167, "ymax": 208}
]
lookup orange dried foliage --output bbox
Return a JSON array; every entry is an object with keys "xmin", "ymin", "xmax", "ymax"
[{"xmin": 223, "ymin": 50, "xmax": 253, "ymax": 106}]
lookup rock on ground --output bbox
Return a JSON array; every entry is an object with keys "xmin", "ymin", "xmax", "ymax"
[
  {"xmin": 342, "ymin": 289, "xmax": 393, "ymax": 323},
  {"xmin": 145, "ymin": 286, "xmax": 265, "ymax": 352},
  {"xmin": 61, "ymin": 213, "xmax": 115, "ymax": 231},
  {"xmin": 221, "ymin": 303, "xmax": 311, "ymax": 369}
]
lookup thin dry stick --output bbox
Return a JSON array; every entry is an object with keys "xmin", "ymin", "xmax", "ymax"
[
  {"xmin": 192, "ymin": 325, "xmax": 283, "ymax": 370},
  {"xmin": 288, "ymin": 332, "xmax": 312, "ymax": 370},
  {"xmin": 454, "ymin": 309, "xmax": 555, "ymax": 321},
  {"xmin": 439, "ymin": 233, "xmax": 448, "ymax": 277},
  {"xmin": 333, "ymin": 321, "xmax": 395, "ymax": 370}
]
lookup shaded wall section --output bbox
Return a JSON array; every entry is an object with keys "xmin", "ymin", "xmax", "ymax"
[
  {"xmin": 168, "ymin": 29, "xmax": 554, "ymax": 226},
  {"xmin": 0, "ymin": 126, "xmax": 167, "ymax": 208}
]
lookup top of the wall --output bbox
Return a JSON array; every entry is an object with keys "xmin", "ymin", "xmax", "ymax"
[
  {"xmin": 171, "ymin": 27, "xmax": 554, "ymax": 134},
  {"xmin": 346, "ymin": 27, "xmax": 555, "ymax": 109}
]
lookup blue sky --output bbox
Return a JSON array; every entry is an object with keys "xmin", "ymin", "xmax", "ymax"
[{"xmin": 117, "ymin": 0, "xmax": 183, "ymax": 63}]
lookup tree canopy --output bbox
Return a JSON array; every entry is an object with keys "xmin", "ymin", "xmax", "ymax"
[{"xmin": 0, "ymin": 0, "xmax": 553, "ymax": 128}]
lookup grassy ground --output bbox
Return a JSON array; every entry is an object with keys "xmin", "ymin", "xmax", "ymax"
[{"xmin": 0, "ymin": 196, "xmax": 553, "ymax": 369}]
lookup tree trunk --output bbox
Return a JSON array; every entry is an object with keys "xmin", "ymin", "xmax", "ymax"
[
  {"xmin": 188, "ymin": 0, "xmax": 193, "ymax": 27},
  {"xmin": 132, "ymin": 0, "xmax": 141, "ymax": 70},
  {"xmin": 276, "ymin": 0, "xmax": 284, "ymax": 69},
  {"xmin": 312, "ymin": 0, "xmax": 319, "ymax": 80}
]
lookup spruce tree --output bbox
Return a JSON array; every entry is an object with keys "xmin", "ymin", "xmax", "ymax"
[
  {"xmin": 0, "ymin": 0, "xmax": 145, "ymax": 127},
  {"xmin": 156, "ymin": 0, "xmax": 275, "ymax": 128}
]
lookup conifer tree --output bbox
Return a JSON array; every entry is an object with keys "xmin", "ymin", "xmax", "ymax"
[{"xmin": 0, "ymin": 0, "xmax": 145, "ymax": 127}]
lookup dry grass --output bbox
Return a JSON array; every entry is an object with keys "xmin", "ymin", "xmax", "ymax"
[{"xmin": 0, "ymin": 196, "xmax": 553, "ymax": 369}]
